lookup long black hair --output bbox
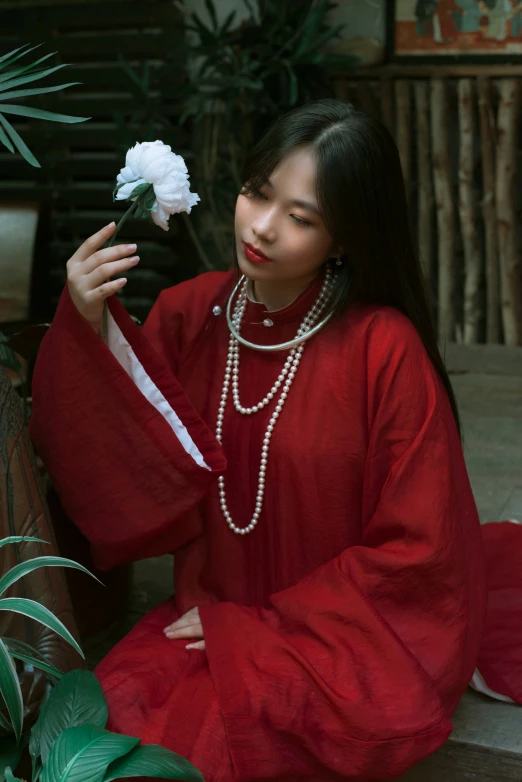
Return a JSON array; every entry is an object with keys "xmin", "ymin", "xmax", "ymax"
[{"xmin": 240, "ymin": 98, "xmax": 461, "ymax": 436}]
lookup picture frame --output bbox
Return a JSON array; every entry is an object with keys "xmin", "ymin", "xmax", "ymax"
[{"xmin": 387, "ymin": 0, "xmax": 522, "ymax": 64}]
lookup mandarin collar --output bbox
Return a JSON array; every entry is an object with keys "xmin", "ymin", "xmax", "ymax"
[{"xmin": 242, "ymin": 273, "xmax": 325, "ymax": 325}]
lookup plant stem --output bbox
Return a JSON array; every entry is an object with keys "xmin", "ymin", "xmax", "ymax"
[
  {"xmin": 102, "ymin": 189, "xmax": 151, "ymax": 339},
  {"xmin": 181, "ymin": 212, "xmax": 214, "ymax": 271}
]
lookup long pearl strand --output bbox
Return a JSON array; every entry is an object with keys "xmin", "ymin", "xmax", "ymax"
[{"xmin": 216, "ymin": 268, "xmax": 333, "ymax": 535}]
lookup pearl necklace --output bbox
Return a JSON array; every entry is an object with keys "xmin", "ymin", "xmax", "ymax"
[{"xmin": 216, "ymin": 268, "xmax": 334, "ymax": 535}]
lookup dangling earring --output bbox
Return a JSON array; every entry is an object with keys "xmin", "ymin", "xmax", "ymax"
[{"xmin": 335, "ymin": 256, "xmax": 343, "ymax": 266}]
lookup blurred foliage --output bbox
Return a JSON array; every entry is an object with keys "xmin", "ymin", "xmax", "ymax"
[{"xmin": 117, "ymin": 0, "xmax": 358, "ymax": 270}]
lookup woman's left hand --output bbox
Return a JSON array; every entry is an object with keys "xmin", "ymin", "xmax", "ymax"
[{"xmin": 163, "ymin": 607, "xmax": 205, "ymax": 651}]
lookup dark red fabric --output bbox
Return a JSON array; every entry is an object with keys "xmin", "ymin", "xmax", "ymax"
[
  {"xmin": 30, "ymin": 271, "xmax": 487, "ymax": 781},
  {"xmin": 477, "ymin": 521, "xmax": 522, "ymax": 704}
]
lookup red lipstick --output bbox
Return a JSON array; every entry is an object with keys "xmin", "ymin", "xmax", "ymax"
[{"xmin": 243, "ymin": 242, "xmax": 272, "ymax": 264}]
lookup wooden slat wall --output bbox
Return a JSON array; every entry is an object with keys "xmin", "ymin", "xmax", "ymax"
[
  {"xmin": 0, "ymin": 0, "xmax": 194, "ymax": 324},
  {"xmin": 334, "ymin": 69, "xmax": 522, "ymax": 346}
]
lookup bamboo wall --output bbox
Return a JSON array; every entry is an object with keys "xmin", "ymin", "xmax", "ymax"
[{"xmin": 334, "ymin": 66, "xmax": 522, "ymax": 347}]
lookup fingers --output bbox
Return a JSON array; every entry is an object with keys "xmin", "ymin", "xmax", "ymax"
[
  {"xmin": 186, "ymin": 641, "xmax": 206, "ymax": 651},
  {"xmin": 89, "ymin": 278, "xmax": 128, "ymax": 302},
  {"xmin": 82, "ymin": 243, "xmax": 138, "ymax": 276},
  {"xmin": 164, "ymin": 624, "xmax": 204, "ymax": 640},
  {"xmin": 164, "ymin": 607, "xmax": 203, "ymax": 640},
  {"xmin": 69, "ymin": 222, "xmax": 117, "ymax": 264},
  {"xmin": 90, "ymin": 254, "xmax": 140, "ymax": 286}
]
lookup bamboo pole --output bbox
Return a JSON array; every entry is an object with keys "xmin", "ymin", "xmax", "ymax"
[
  {"xmin": 477, "ymin": 77, "xmax": 500, "ymax": 343},
  {"xmin": 414, "ymin": 81, "xmax": 433, "ymax": 287},
  {"xmin": 458, "ymin": 78, "xmax": 482, "ymax": 344},
  {"xmin": 430, "ymin": 78, "xmax": 456, "ymax": 342},
  {"xmin": 496, "ymin": 79, "xmax": 522, "ymax": 345},
  {"xmin": 395, "ymin": 80, "xmax": 412, "ymax": 203}
]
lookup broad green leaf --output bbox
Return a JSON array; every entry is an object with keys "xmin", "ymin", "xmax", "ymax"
[
  {"xmin": 0, "ymin": 640, "xmax": 23, "ymax": 740},
  {"xmin": 104, "ymin": 744, "xmax": 204, "ymax": 781},
  {"xmin": 0, "ymin": 599, "xmax": 83, "ymax": 658},
  {"xmin": 0, "ymin": 113, "xmax": 40, "ymax": 167},
  {"xmin": 0, "ymin": 555, "xmax": 101, "ymax": 597},
  {"xmin": 0, "ymin": 736, "xmax": 23, "ymax": 782},
  {"xmin": 0, "ymin": 104, "xmax": 90, "ymax": 124},
  {"xmin": 41, "ymin": 725, "xmax": 138, "ymax": 782},
  {"xmin": 4, "ymin": 767, "xmax": 22, "ymax": 782},
  {"xmin": 0, "ymin": 537, "xmax": 48, "ymax": 548},
  {"xmin": 0, "ymin": 82, "xmax": 81, "ymax": 101},
  {"xmin": 38, "ymin": 670, "xmax": 108, "ymax": 763},
  {"xmin": 0, "ymin": 53, "xmax": 58, "ymax": 87}
]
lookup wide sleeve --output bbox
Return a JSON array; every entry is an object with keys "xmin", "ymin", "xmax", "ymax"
[
  {"xmin": 199, "ymin": 314, "xmax": 486, "ymax": 781},
  {"xmin": 29, "ymin": 284, "xmax": 226, "ymax": 571}
]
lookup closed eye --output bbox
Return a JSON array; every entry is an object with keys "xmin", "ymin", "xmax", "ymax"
[{"xmin": 249, "ymin": 190, "xmax": 311, "ymax": 227}]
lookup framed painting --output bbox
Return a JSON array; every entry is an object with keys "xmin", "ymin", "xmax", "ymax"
[{"xmin": 387, "ymin": 0, "xmax": 522, "ymax": 63}]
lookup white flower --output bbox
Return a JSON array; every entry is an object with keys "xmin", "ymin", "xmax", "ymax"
[{"xmin": 115, "ymin": 140, "xmax": 200, "ymax": 231}]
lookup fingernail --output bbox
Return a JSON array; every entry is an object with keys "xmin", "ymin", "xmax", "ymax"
[
  {"xmin": 107, "ymin": 221, "xmax": 116, "ymax": 228},
  {"xmin": 129, "ymin": 255, "xmax": 140, "ymax": 264},
  {"xmin": 127, "ymin": 243, "xmax": 137, "ymax": 252},
  {"xmin": 186, "ymin": 644, "xmax": 195, "ymax": 650}
]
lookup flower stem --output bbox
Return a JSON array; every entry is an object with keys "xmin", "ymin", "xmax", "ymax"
[{"xmin": 102, "ymin": 188, "xmax": 152, "ymax": 339}]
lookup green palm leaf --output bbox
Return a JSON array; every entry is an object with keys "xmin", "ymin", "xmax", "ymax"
[
  {"xmin": 104, "ymin": 744, "xmax": 204, "ymax": 781},
  {"xmin": 0, "ymin": 57, "xmax": 62, "ymax": 89},
  {"xmin": 0, "ymin": 599, "xmax": 84, "ymax": 659},
  {"xmin": 0, "ymin": 536, "xmax": 48, "ymax": 548},
  {"xmin": 0, "ymin": 104, "xmax": 89, "ymax": 123},
  {"xmin": 0, "ymin": 112, "xmax": 40, "ymax": 167},
  {"xmin": 0, "ymin": 83, "xmax": 80, "ymax": 101},
  {"xmin": 0, "ymin": 53, "xmax": 57, "ymax": 86},
  {"xmin": 41, "ymin": 726, "xmax": 138, "ymax": 782},
  {"xmin": 0, "ymin": 43, "xmax": 39, "ymax": 68},
  {"xmin": 0, "ymin": 124, "xmax": 13, "ymax": 153},
  {"xmin": 0, "ymin": 639, "xmax": 23, "ymax": 740},
  {"xmin": 0, "ymin": 555, "xmax": 101, "ymax": 597},
  {"xmin": 0, "ymin": 44, "xmax": 89, "ymax": 166}
]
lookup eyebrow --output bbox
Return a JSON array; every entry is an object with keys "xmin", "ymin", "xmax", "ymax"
[{"xmin": 264, "ymin": 178, "xmax": 320, "ymax": 216}]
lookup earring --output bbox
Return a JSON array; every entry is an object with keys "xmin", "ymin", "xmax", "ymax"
[{"xmin": 335, "ymin": 256, "xmax": 343, "ymax": 266}]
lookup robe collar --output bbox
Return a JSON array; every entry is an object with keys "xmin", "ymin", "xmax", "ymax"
[{"xmin": 242, "ymin": 273, "xmax": 324, "ymax": 325}]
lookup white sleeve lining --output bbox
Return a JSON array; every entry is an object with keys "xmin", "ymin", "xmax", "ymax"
[{"xmin": 106, "ymin": 310, "xmax": 211, "ymax": 471}]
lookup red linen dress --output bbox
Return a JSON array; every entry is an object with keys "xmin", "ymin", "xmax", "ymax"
[{"xmin": 30, "ymin": 270, "xmax": 487, "ymax": 781}]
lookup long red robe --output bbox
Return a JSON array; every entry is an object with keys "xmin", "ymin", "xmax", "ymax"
[{"xmin": 30, "ymin": 270, "xmax": 487, "ymax": 781}]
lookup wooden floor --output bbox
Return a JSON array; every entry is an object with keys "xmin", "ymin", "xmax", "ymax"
[{"xmin": 84, "ymin": 344, "xmax": 522, "ymax": 781}]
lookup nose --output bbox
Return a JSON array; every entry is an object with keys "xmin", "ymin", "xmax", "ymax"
[{"xmin": 251, "ymin": 206, "xmax": 276, "ymax": 244}]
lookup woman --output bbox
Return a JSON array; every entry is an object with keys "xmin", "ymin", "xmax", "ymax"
[{"xmin": 30, "ymin": 100, "xmax": 486, "ymax": 781}]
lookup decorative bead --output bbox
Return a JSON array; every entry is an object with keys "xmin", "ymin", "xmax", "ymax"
[
  {"xmin": 213, "ymin": 305, "xmax": 222, "ymax": 316},
  {"xmin": 263, "ymin": 318, "xmax": 274, "ymax": 327}
]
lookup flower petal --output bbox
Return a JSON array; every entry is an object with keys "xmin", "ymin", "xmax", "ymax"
[
  {"xmin": 151, "ymin": 201, "xmax": 170, "ymax": 231},
  {"xmin": 115, "ymin": 178, "xmax": 146, "ymax": 201},
  {"xmin": 116, "ymin": 165, "xmax": 137, "ymax": 185}
]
